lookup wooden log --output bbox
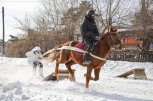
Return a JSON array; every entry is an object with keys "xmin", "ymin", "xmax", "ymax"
[
  {"xmin": 117, "ymin": 68, "xmax": 147, "ymax": 79},
  {"xmin": 117, "ymin": 69, "xmax": 133, "ymax": 78},
  {"xmin": 44, "ymin": 69, "xmax": 75, "ymax": 81},
  {"xmin": 57, "ymin": 69, "xmax": 75, "ymax": 81},
  {"xmin": 58, "ymin": 69, "xmax": 75, "ymax": 74}
]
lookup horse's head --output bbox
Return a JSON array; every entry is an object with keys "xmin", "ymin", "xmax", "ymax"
[
  {"xmin": 110, "ymin": 26, "xmax": 117, "ymax": 32},
  {"xmin": 100, "ymin": 26, "xmax": 122, "ymax": 48}
]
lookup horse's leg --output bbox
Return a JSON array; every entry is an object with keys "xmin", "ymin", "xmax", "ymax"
[
  {"xmin": 54, "ymin": 50, "xmax": 66, "ymax": 76},
  {"xmin": 58, "ymin": 50, "xmax": 69, "ymax": 63},
  {"xmin": 85, "ymin": 66, "xmax": 93, "ymax": 88},
  {"xmin": 87, "ymin": 68, "xmax": 101, "ymax": 81},
  {"xmin": 54, "ymin": 60, "xmax": 59, "ymax": 76},
  {"xmin": 65, "ymin": 60, "xmax": 75, "ymax": 80},
  {"xmin": 93, "ymin": 68, "xmax": 101, "ymax": 81}
]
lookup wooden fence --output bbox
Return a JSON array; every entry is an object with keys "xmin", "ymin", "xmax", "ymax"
[{"xmin": 108, "ymin": 50, "xmax": 153, "ymax": 62}]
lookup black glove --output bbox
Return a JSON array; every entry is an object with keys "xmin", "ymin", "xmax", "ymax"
[{"xmin": 95, "ymin": 36, "xmax": 100, "ymax": 41}]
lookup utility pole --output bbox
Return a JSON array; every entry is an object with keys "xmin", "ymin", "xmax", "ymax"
[{"xmin": 2, "ymin": 7, "xmax": 5, "ymax": 55}]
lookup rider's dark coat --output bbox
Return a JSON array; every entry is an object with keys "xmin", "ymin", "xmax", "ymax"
[
  {"xmin": 80, "ymin": 15, "xmax": 99, "ymax": 42},
  {"xmin": 80, "ymin": 15, "xmax": 100, "ymax": 62}
]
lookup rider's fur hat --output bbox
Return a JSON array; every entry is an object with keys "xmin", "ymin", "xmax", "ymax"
[
  {"xmin": 32, "ymin": 46, "xmax": 41, "ymax": 51},
  {"xmin": 87, "ymin": 9, "xmax": 95, "ymax": 16}
]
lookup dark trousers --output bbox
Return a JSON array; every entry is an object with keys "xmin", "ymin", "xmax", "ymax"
[
  {"xmin": 33, "ymin": 61, "xmax": 43, "ymax": 76},
  {"xmin": 83, "ymin": 39, "xmax": 96, "ymax": 61},
  {"xmin": 33, "ymin": 61, "xmax": 43, "ymax": 68}
]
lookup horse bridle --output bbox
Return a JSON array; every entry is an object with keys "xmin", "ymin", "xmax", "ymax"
[{"xmin": 108, "ymin": 32, "xmax": 121, "ymax": 46}]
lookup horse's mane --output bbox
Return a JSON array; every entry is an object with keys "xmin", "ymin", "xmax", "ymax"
[{"xmin": 100, "ymin": 32, "xmax": 108, "ymax": 41}]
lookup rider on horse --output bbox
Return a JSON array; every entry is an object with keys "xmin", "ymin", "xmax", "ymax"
[{"xmin": 80, "ymin": 9, "xmax": 100, "ymax": 65}]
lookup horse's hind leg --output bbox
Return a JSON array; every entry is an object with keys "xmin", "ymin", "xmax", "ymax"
[
  {"xmin": 54, "ymin": 49, "xmax": 70, "ymax": 76},
  {"xmin": 65, "ymin": 60, "xmax": 75, "ymax": 80},
  {"xmin": 54, "ymin": 60, "xmax": 59, "ymax": 76}
]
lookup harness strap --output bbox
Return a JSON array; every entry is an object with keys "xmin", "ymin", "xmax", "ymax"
[
  {"xmin": 42, "ymin": 49, "xmax": 55, "ymax": 57},
  {"xmin": 56, "ymin": 46, "xmax": 106, "ymax": 61}
]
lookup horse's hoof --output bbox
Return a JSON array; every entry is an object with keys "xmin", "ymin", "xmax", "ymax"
[
  {"xmin": 84, "ymin": 73, "xmax": 87, "ymax": 77},
  {"xmin": 85, "ymin": 85, "xmax": 89, "ymax": 88},
  {"xmin": 70, "ymin": 77, "xmax": 76, "ymax": 81},
  {"xmin": 50, "ymin": 75, "xmax": 57, "ymax": 81},
  {"xmin": 44, "ymin": 73, "xmax": 57, "ymax": 81}
]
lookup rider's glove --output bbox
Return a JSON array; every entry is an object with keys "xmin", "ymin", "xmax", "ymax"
[{"xmin": 95, "ymin": 36, "xmax": 100, "ymax": 41}]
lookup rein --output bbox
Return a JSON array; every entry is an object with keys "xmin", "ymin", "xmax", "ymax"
[{"xmin": 55, "ymin": 46, "xmax": 106, "ymax": 61}]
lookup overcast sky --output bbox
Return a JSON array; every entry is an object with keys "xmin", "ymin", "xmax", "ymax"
[{"xmin": 0, "ymin": 0, "xmax": 40, "ymax": 41}]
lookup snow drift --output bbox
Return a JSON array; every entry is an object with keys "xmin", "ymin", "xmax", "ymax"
[{"xmin": 0, "ymin": 57, "xmax": 153, "ymax": 101}]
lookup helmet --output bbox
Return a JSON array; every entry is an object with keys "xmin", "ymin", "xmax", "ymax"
[{"xmin": 87, "ymin": 9, "xmax": 95, "ymax": 16}]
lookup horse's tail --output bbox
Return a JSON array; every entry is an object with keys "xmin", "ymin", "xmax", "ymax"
[{"xmin": 43, "ymin": 49, "xmax": 60, "ymax": 62}]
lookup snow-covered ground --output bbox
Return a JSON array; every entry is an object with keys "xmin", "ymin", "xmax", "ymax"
[{"xmin": 0, "ymin": 57, "xmax": 153, "ymax": 101}]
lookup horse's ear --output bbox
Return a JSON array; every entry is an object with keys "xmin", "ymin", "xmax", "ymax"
[{"xmin": 110, "ymin": 26, "xmax": 117, "ymax": 32}]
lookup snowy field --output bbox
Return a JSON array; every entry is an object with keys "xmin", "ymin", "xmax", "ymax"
[{"xmin": 0, "ymin": 57, "xmax": 153, "ymax": 101}]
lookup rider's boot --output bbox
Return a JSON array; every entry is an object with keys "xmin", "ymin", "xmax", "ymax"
[{"xmin": 83, "ymin": 53, "xmax": 91, "ymax": 65}]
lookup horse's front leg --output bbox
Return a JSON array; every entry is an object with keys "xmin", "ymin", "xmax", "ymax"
[
  {"xmin": 84, "ymin": 68, "xmax": 101, "ymax": 81},
  {"xmin": 93, "ymin": 68, "xmax": 101, "ymax": 81},
  {"xmin": 92, "ymin": 61, "xmax": 105, "ymax": 81},
  {"xmin": 85, "ymin": 66, "xmax": 93, "ymax": 88}
]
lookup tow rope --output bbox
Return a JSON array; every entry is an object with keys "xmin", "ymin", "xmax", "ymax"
[{"xmin": 56, "ymin": 46, "xmax": 106, "ymax": 61}]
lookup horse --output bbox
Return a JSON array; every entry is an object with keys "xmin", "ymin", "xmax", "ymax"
[{"xmin": 43, "ymin": 27, "xmax": 122, "ymax": 88}]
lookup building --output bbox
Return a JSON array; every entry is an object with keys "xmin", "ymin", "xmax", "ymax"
[{"xmin": 73, "ymin": 27, "xmax": 153, "ymax": 62}]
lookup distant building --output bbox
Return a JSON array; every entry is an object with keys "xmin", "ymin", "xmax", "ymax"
[{"xmin": 9, "ymin": 35, "xmax": 18, "ymax": 42}]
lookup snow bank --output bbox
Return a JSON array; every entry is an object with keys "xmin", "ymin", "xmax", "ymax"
[
  {"xmin": 0, "ymin": 81, "xmax": 29, "ymax": 101},
  {"xmin": 0, "ymin": 57, "xmax": 28, "ymax": 65},
  {"xmin": 0, "ymin": 57, "xmax": 153, "ymax": 101},
  {"xmin": 2, "ymin": 81, "xmax": 22, "ymax": 92}
]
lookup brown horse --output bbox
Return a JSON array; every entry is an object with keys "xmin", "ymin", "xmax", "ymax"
[{"xmin": 43, "ymin": 27, "xmax": 122, "ymax": 88}]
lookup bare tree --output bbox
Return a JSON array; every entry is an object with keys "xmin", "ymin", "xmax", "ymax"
[
  {"xmin": 14, "ymin": 14, "xmax": 31, "ymax": 33},
  {"xmin": 90, "ymin": 0, "xmax": 136, "ymax": 33},
  {"xmin": 61, "ymin": 1, "xmax": 92, "ymax": 39},
  {"xmin": 33, "ymin": 0, "xmax": 75, "ymax": 33},
  {"xmin": 132, "ymin": 0, "xmax": 153, "ymax": 51}
]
